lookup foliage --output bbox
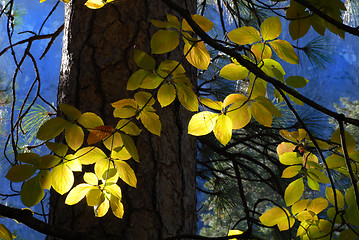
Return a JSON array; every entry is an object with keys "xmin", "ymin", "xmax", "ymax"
[{"xmin": 1, "ymin": 0, "xmax": 359, "ymax": 239}]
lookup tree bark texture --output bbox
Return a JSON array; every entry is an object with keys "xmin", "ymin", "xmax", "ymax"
[{"xmin": 48, "ymin": 0, "xmax": 197, "ymax": 239}]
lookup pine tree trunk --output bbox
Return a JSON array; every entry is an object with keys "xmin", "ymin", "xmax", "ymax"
[{"xmin": 48, "ymin": 0, "xmax": 197, "ymax": 239}]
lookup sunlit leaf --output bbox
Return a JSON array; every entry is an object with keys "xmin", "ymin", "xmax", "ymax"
[
  {"xmin": 260, "ymin": 207, "xmax": 294, "ymax": 231},
  {"xmin": 127, "ymin": 69, "xmax": 151, "ymax": 91},
  {"xmin": 184, "ymin": 41, "xmax": 210, "ymax": 70},
  {"xmin": 111, "ymin": 147, "xmax": 131, "ymax": 160},
  {"xmin": 282, "ymin": 165, "xmax": 301, "ymax": 178},
  {"xmin": 78, "ymin": 112, "xmax": 104, "ymax": 130},
  {"xmin": 307, "ymin": 197, "xmax": 328, "ymax": 214},
  {"xmin": 65, "ymin": 183, "xmax": 94, "ymax": 205},
  {"xmin": 151, "ymin": 30, "xmax": 179, "ymax": 54},
  {"xmin": 331, "ymin": 128, "xmax": 356, "ymax": 154},
  {"xmin": 140, "ymin": 72, "xmax": 164, "ymax": 89},
  {"xmin": 307, "ymin": 168, "xmax": 329, "ymax": 184},
  {"xmin": 251, "ymin": 43, "xmax": 272, "ymax": 60},
  {"xmin": 176, "ymin": 84, "xmax": 199, "ymax": 112},
  {"xmin": 307, "ymin": 176, "xmax": 320, "ymax": 191},
  {"xmin": 0, "ymin": 224, "xmax": 15, "ymax": 240},
  {"xmin": 213, "ymin": 114, "xmax": 232, "ymax": 146},
  {"xmin": 254, "ymin": 96, "xmax": 282, "ymax": 117},
  {"xmin": 102, "ymin": 132, "xmax": 123, "ymax": 151},
  {"xmin": 95, "ymin": 197, "xmax": 110, "ymax": 217},
  {"xmin": 94, "ymin": 159, "xmax": 113, "ymax": 182},
  {"xmin": 51, "ymin": 164, "xmax": 74, "ymax": 195},
  {"xmin": 134, "ymin": 91, "xmax": 155, "ymax": 106},
  {"xmin": 250, "ymin": 101, "xmax": 272, "ymax": 127},
  {"xmin": 6, "ymin": 164, "xmax": 36, "ymax": 182},
  {"xmin": 84, "ymin": 0, "xmax": 106, "ymax": 9},
  {"xmin": 20, "ymin": 176, "xmax": 44, "ymax": 207},
  {"xmin": 220, "ymin": 63, "xmax": 249, "ymax": 81},
  {"xmin": 120, "ymin": 133, "xmax": 139, "ymax": 162},
  {"xmin": 75, "ymin": 147, "xmax": 106, "ymax": 165},
  {"xmin": 284, "ymin": 177, "xmax": 304, "ymax": 206},
  {"xmin": 87, "ymin": 189, "xmax": 103, "ymax": 207},
  {"xmin": 228, "ymin": 26, "xmax": 261, "ymax": 45},
  {"xmin": 199, "ymin": 97, "xmax": 222, "ymax": 111},
  {"xmin": 157, "ymin": 60, "xmax": 185, "ymax": 77},
  {"xmin": 261, "ymin": 16, "xmax": 281, "ymax": 41},
  {"xmin": 65, "ymin": 124, "xmax": 84, "ymax": 151},
  {"xmin": 182, "ymin": 14, "xmax": 214, "ymax": 32},
  {"xmin": 115, "ymin": 120, "xmax": 142, "ymax": 136},
  {"xmin": 110, "ymin": 196, "xmax": 124, "ymax": 218},
  {"xmin": 269, "ymin": 40, "xmax": 299, "ymax": 64},
  {"xmin": 37, "ymin": 117, "xmax": 71, "ymax": 141},
  {"xmin": 326, "ymin": 187, "xmax": 345, "ymax": 209},
  {"xmin": 115, "ymin": 161, "xmax": 137, "ymax": 187},
  {"xmin": 279, "ymin": 152, "xmax": 303, "ymax": 165},
  {"xmin": 188, "ymin": 111, "xmax": 218, "ymax": 136},
  {"xmin": 261, "ymin": 59, "xmax": 285, "ymax": 77},
  {"xmin": 292, "ymin": 199, "xmax": 309, "ymax": 215},
  {"xmin": 157, "ymin": 83, "xmax": 176, "ymax": 107},
  {"xmin": 226, "ymin": 103, "xmax": 251, "ymax": 129},
  {"xmin": 276, "ymin": 142, "xmax": 296, "ymax": 155},
  {"xmin": 141, "ymin": 111, "xmax": 161, "ymax": 136}
]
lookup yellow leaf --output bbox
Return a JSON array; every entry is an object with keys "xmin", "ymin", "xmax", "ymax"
[
  {"xmin": 292, "ymin": 199, "xmax": 309, "ymax": 215},
  {"xmin": 199, "ymin": 97, "xmax": 222, "ymax": 111},
  {"xmin": 326, "ymin": 187, "xmax": 345, "ymax": 209},
  {"xmin": 284, "ymin": 177, "xmax": 304, "ymax": 206},
  {"xmin": 65, "ymin": 183, "xmax": 94, "ymax": 205},
  {"xmin": 141, "ymin": 111, "xmax": 161, "ymax": 136},
  {"xmin": 228, "ymin": 26, "xmax": 261, "ymax": 45},
  {"xmin": 261, "ymin": 59, "xmax": 285, "ymax": 77},
  {"xmin": 226, "ymin": 103, "xmax": 251, "ymax": 129},
  {"xmin": 111, "ymin": 147, "xmax": 132, "ymax": 161},
  {"xmin": 115, "ymin": 161, "xmax": 137, "ymax": 188},
  {"xmin": 105, "ymin": 183, "xmax": 122, "ymax": 199},
  {"xmin": 251, "ymin": 43, "xmax": 272, "ymax": 61},
  {"xmin": 184, "ymin": 41, "xmax": 210, "ymax": 70},
  {"xmin": 307, "ymin": 197, "xmax": 328, "ymax": 214},
  {"xmin": 94, "ymin": 158, "xmax": 113, "ymax": 182},
  {"xmin": 279, "ymin": 152, "xmax": 303, "ymax": 165},
  {"xmin": 84, "ymin": 172, "xmax": 98, "ymax": 186},
  {"xmin": 51, "ymin": 164, "xmax": 74, "ymax": 195},
  {"xmin": 103, "ymin": 132, "xmax": 123, "ymax": 151},
  {"xmin": 0, "ymin": 224, "xmax": 15, "ymax": 240},
  {"xmin": 188, "ymin": 111, "xmax": 218, "ymax": 136},
  {"xmin": 157, "ymin": 83, "xmax": 176, "ymax": 107},
  {"xmin": 157, "ymin": 60, "xmax": 185, "ymax": 77},
  {"xmin": 85, "ymin": 0, "xmax": 106, "ymax": 9},
  {"xmin": 260, "ymin": 16, "xmax": 282, "ymax": 41},
  {"xmin": 281, "ymin": 165, "xmax": 301, "ymax": 178},
  {"xmin": 260, "ymin": 207, "xmax": 293, "ymax": 230},
  {"xmin": 140, "ymin": 72, "xmax": 164, "ymax": 89},
  {"xmin": 95, "ymin": 197, "xmax": 110, "ymax": 217},
  {"xmin": 127, "ymin": 69, "xmax": 151, "ymax": 91},
  {"xmin": 223, "ymin": 94, "xmax": 248, "ymax": 108},
  {"xmin": 78, "ymin": 112, "xmax": 104, "ymax": 130},
  {"xmin": 87, "ymin": 188, "xmax": 103, "ymax": 207},
  {"xmin": 220, "ymin": 63, "xmax": 249, "ymax": 81},
  {"xmin": 75, "ymin": 146, "xmax": 106, "ymax": 165},
  {"xmin": 116, "ymin": 120, "xmax": 142, "ymax": 136},
  {"xmin": 250, "ymin": 101, "xmax": 273, "ymax": 127},
  {"xmin": 134, "ymin": 91, "xmax": 155, "ymax": 107},
  {"xmin": 213, "ymin": 114, "xmax": 232, "ymax": 146},
  {"xmin": 269, "ymin": 40, "xmax": 299, "ymax": 64},
  {"xmin": 331, "ymin": 128, "xmax": 356, "ymax": 154},
  {"xmin": 151, "ymin": 30, "xmax": 179, "ymax": 54},
  {"xmin": 176, "ymin": 84, "xmax": 199, "ymax": 112},
  {"xmin": 110, "ymin": 196, "xmax": 124, "ymax": 218},
  {"xmin": 6, "ymin": 164, "xmax": 36, "ymax": 182},
  {"xmin": 228, "ymin": 229, "xmax": 244, "ymax": 239},
  {"xmin": 151, "ymin": 14, "xmax": 180, "ymax": 29},
  {"xmin": 65, "ymin": 124, "xmax": 84, "ymax": 151},
  {"xmin": 59, "ymin": 103, "xmax": 82, "ymax": 121},
  {"xmin": 182, "ymin": 14, "xmax": 214, "ymax": 32},
  {"xmin": 20, "ymin": 176, "xmax": 44, "ymax": 207}
]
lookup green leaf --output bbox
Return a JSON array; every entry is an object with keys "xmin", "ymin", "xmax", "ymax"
[
  {"xmin": 285, "ymin": 76, "xmax": 309, "ymax": 88},
  {"xmin": 269, "ymin": 40, "xmax": 299, "ymax": 64},
  {"xmin": 279, "ymin": 152, "xmax": 303, "ymax": 165},
  {"xmin": 227, "ymin": 103, "xmax": 251, "ymax": 129},
  {"xmin": 281, "ymin": 165, "xmax": 301, "ymax": 178},
  {"xmin": 250, "ymin": 101, "xmax": 272, "ymax": 127},
  {"xmin": 36, "ymin": 117, "xmax": 71, "ymax": 141},
  {"xmin": 213, "ymin": 114, "xmax": 232, "ymax": 146},
  {"xmin": 261, "ymin": 16, "xmax": 281, "ymax": 41},
  {"xmin": 59, "ymin": 103, "xmax": 82, "ymax": 120},
  {"xmin": 311, "ymin": 14, "xmax": 326, "ymax": 36},
  {"xmin": 151, "ymin": 29, "xmax": 179, "ymax": 54},
  {"xmin": 184, "ymin": 41, "xmax": 210, "ymax": 70},
  {"xmin": 78, "ymin": 112, "xmax": 104, "ymax": 130},
  {"xmin": 188, "ymin": 111, "xmax": 218, "ymax": 136},
  {"xmin": 157, "ymin": 83, "xmax": 176, "ymax": 107},
  {"xmin": 120, "ymin": 133, "xmax": 139, "ymax": 162},
  {"xmin": 65, "ymin": 124, "xmax": 84, "ymax": 151},
  {"xmin": 115, "ymin": 161, "xmax": 137, "ymax": 187},
  {"xmin": 176, "ymin": 84, "xmax": 199, "ymax": 112},
  {"xmin": 141, "ymin": 111, "xmax": 161, "ymax": 136},
  {"xmin": 284, "ymin": 177, "xmax": 304, "ymax": 206},
  {"xmin": 38, "ymin": 155, "xmax": 61, "ymax": 169},
  {"xmin": 38, "ymin": 170, "xmax": 52, "ymax": 190},
  {"xmin": 46, "ymin": 142, "xmax": 68, "ymax": 157},
  {"xmin": 182, "ymin": 14, "xmax": 214, "ymax": 32},
  {"xmin": 75, "ymin": 146, "xmax": 106, "ymax": 165},
  {"xmin": 326, "ymin": 187, "xmax": 345, "ymax": 209},
  {"xmin": 20, "ymin": 176, "xmax": 44, "ymax": 207},
  {"xmin": 127, "ymin": 69, "xmax": 151, "ymax": 91},
  {"xmin": 331, "ymin": 128, "xmax": 356, "ymax": 154},
  {"xmin": 338, "ymin": 228, "xmax": 359, "ymax": 240},
  {"xmin": 228, "ymin": 26, "xmax": 261, "ymax": 45},
  {"xmin": 16, "ymin": 153, "xmax": 40, "ymax": 166},
  {"xmin": 307, "ymin": 176, "xmax": 320, "ymax": 191},
  {"xmin": 6, "ymin": 164, "xmax": 36, "ymax": 182},
  {"xmin": 65, "ymin": 183, "xmax": 94, "ymax": 205},
  {"xmin": 133, "ymin": 50, "xmax": 156, "ymax": 70},
  {"xmin": 307, "ymin": 168, "xmax": 329, "ymax": 184},
  {"xmin": 254, "ymin": 96, "xmax": 282, "ymax": 117},
  {"xmin": 289, "ymin": 17, "xmax": 311, "ymax": 40},
  {"xmin": 51, "ymin": 164, "xmax": 74, "ymax": 195},
  {"xmin": 220, "ymin": 63, "xmax": 249, "ymax": 81}
]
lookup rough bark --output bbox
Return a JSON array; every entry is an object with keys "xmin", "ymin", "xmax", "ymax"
[{"xmin": 48, "ymin": 0, "xmax": 197, "ymax": 239}]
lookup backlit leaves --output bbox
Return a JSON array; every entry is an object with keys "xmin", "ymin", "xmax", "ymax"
[
  {"xmin": 228, "ymin": 27, "xmax": 261, "ymax": 45},
  {"xmin": 260, "ymin": 207, "xmax": 294, "ymax": 231},
  {"xmin": 284, "ymin": 177, "xmax": 304, "ymax": 206}
]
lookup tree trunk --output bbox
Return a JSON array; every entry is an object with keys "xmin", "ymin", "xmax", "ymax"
[{"xmin": 48, "ymin": 0, "xmax": 197, "ymax": 239}]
